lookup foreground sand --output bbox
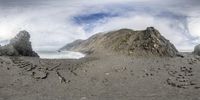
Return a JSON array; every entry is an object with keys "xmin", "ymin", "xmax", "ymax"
[{"xmin": 0, "ymin": 53, "xmax": 200, "ymax": 100}]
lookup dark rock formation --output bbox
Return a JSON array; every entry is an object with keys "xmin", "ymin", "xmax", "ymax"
[
  {"xmin": 193, "ymin": 44, "xmax": 200, "ymax": 56},
  {"xmin": 0, "ymin": 30, "xmax": 39, "ymax": 57},
  {"xmin": 60, "ymin": 27, "xmax": 178, "ymax": 57}
]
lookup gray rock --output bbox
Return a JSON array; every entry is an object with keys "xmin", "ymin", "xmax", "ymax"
[
  {"xmin": 32, "ymin": 71, "xmax": 48, "ymax": 79},
  {"xmin": 0, "ymin": 45, "xmax": 19, "ymax": 56},
  {"xmin": 193, "ymin": 44, "xmax": 200, "ymax": 56},
  {"xmin": 0, "ymin": 30, "xmax": 39, "ymax": 57}
]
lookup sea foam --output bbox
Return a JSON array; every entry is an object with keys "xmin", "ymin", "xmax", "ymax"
[{"xmin": 37, "ymin": 51, "xmax": 85, "ymax": 59}]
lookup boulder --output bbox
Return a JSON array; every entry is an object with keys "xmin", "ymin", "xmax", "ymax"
[
  {"xmin": 0, "ymin": 45, "xmax": 19, "ymax": 56},
  {"xmin": 0, "ymin": 30, "xmax": 39, "ymax": 57},
  {"xmin": 193, "ymin": 44, "xmax": 200, "ymax": 56}
]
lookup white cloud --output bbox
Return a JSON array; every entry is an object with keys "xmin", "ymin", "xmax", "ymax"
[
  {"xmin": 0, "ymin": 3, "xmax": 87, "ymax": 50},
  {"xmin": 0, "ymin": 0, "xmax": 199, "ymax": 51},
  {"xmin": 188, "ymin": 17, "xmax": 200, "ymax": 37},
  {"xmin": 90, "ymin": 14, "xmax": 195, "ymax": 51}
]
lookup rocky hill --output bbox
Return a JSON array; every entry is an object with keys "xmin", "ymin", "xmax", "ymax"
[
  {"xmin": 0, "ymin": 30, "xmax": 39, "ymax": 57},
  {"xmin": 60, "ymin": 27, "xmax": 178, "ymax": 57},
  {"xmin": 60, "ymin": 39, "xmax": 84, "ymax": 51}
]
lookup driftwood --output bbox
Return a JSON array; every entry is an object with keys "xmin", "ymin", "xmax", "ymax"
[
  {"xmin": 56, "ymin": 70, "xmax": 66, "ymax": 84},
  {"xmin": 70, "ymin": 70, "xmax": 78, "ymax": 76},
  {"xmin": 39, "ymin": 60, "xmax": 61, "ymax": 71},
  {"xmin": 49, "ymin": 63, "xmax": 61, "ymax": 71}
]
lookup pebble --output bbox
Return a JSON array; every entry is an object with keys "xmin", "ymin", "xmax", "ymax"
[{"xmin": 80, "ymin": 97, "xmax": 87, "ymax": 100}]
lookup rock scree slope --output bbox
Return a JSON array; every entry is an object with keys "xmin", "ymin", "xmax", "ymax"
[
  {"xmin": 0, "ymin": 30, "xmax": 39, "ymax": 57},
  {"xmin": 60, "ymin": 27, "xmax": 178, "ymax": 57}
]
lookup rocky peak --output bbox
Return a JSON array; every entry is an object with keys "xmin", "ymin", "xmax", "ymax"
[
  {"xmin": 10, "ymin": 30, "xmax": 30, "ymax": 45},
  {"xmin": 11, "ymin": 30, "xmax": 30, "ymax": 41},
  {"xmin": 144, "ymin": 27, "xmax": 160, "ymax": 39}
]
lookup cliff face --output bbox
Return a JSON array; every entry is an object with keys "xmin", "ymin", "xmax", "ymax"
[
  {"xmin": 0, "ymin": 30, "xmax": 39, "ymax": 57},
  {"xmin": 60, "ymin": 27, "xmax": 178, "ymax": 57}
]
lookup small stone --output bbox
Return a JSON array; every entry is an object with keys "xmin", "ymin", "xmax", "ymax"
[
  {"xmin": 105, "ymin": 73, "xmax": 110, "ymax": 75},
  {"xmin": 7, "ymin": 67, "xmax": 10, "ymax": 70},
  {"xmin": 80, "ymin": 97, "xmax": 87, "ymax": 100},
  {"xmin": 33, "ymin": 71, "xmax": 48, "ymax": 79},
  {"xmin": 176, "ymin": 53, "xmax": 184, "ymax": 58},
  {"xmin": 194, "ymin": 86, "xmax": 200, "ymax": 89}
]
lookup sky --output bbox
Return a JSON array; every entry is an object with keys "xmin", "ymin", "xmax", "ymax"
[{"xmin": 0, "ymin": 0, "xmax": 200, "ymax": 51}]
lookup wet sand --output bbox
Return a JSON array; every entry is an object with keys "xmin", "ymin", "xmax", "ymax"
[{"xmin": 0, "ymin": 53, "xmax": 200, "ymax": 100}]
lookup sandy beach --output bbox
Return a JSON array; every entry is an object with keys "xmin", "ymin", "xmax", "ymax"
[{"xmin": 0, "ymin": 52, "xmax": 200, "ymax": 100}]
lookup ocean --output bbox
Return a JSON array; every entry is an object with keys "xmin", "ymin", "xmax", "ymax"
[{"xmin": 36, "ymin": 51, "xmax": 85, "ymax": 59}]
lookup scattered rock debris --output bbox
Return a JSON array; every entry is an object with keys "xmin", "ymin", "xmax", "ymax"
[
  {"xmin": 114, "ymin": 67, "xmax": 127, "ymax": 72},
  {"xmin": 187, "ymin": 58, "xmax": 198, "ymax": 65},
  {"xmin": 166, "ymin": 65, "xmax": 196, "ymax": 89}
]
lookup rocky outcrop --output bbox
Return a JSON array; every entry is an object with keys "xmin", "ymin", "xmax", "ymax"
[
  {"xmin": 193, "ymin": 44, "xmax": 200, "ymax": 56},
  {"xmin": 60, "ymin": 27, "xmax": 178, "ymax": 57},
  {"xmin": 0, "ymin": 30, "xmax": 39, "ymax": 57},
  {"xmin": 0, "ymin": 45, "xmax": 19, "ymax": 56}
]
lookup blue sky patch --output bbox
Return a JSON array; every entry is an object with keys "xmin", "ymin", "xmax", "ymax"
[{"xmin": 72, "ymin": 12, "xmax": 119, "ymax": 32}]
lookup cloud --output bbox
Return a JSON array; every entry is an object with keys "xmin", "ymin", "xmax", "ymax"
[
  {"xmin": 70, "ymin": 0, "xmax": 200, "ymax": 51},
  {"xmin": 0, "ymin": 0, "xmax": 199, "ymax": 51},
  {"xmin": 87, "ymin": 14, "xmax": 191, "ymax": 50}
]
